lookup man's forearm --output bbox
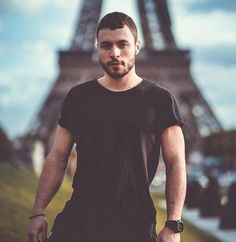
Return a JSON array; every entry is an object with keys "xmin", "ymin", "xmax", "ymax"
[
  {"xmin": 165, "ymin": 161, "xmax": 186, "ymax": 220},
  {"xmin": 31, "ymin": 156, "xmax": 68, "ymax": 215}
]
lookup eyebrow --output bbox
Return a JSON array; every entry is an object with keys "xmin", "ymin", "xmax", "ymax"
[
  {"xmin": 100, "ymin": 39, "xmax": 129, "ymax": 45},
  {"xmin": 100, "ymin": 41, "xmax": 112, "ymax": 45},
  {"xmin": 117, "ymin": 39, "xmax": 129, "ymax": 43}
]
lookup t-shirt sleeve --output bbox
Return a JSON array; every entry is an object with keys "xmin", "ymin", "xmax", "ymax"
[
  {"xmin": 58, "ymin": 88, "xmax": 75, "ymax": 133},
  {"xmin": 155, "ymin": 89, "xmax": 184, "ymax": 135}
]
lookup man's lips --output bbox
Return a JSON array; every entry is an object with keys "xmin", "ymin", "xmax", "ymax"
[{"xmin": 108, "ymin": 61, "xmax": 124, "ymax": 66}]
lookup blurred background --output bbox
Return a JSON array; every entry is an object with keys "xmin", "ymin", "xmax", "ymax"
[{"xmin": 0, "ymin": 0, "xmax": 236, "ymax": 242}]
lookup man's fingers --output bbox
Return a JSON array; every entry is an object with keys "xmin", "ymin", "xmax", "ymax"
[
  {"xmin": 156, "ymin": 235, "xmax": 161, "ymax": 242},
  {"xmin": 42, "ymin": 229, "xmax": 47, "ymax": 242},
  {"xmin": 28, "ymin": 230, "xmax": 39, "ymax": 242},
  {"xmin": 28, "ymin": 218, "xmax": 48, "ymax": 242},
  {"xmin": 41, "ymin": 220, "xmax": 48, "ymax": 242}
]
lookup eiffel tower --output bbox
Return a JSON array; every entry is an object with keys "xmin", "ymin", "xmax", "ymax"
[{"xmin": 27, "ymin": 0, "xmax": 222, "ymax": 167}]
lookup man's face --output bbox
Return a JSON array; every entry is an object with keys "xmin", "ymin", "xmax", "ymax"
[{"xmin": 97, "ymin": 25, "xmax": 140, "ymax": 79}]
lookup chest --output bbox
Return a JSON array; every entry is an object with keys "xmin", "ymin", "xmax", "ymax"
[{"xmin": 76, "ymin": 94, "xmax": 156, "ymax": 133}]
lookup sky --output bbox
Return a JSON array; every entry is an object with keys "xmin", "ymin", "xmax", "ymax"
[{"xmin": 0, "ymin": 0, "xmax": 236, "ymax": 139}]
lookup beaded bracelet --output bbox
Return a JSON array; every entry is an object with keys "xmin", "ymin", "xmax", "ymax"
[{"xmin": 29, "ymin": 213, "xmax": 46, "ymax": 219}]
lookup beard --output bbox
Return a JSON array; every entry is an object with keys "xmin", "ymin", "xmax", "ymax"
[{"xmin": 99, "ymin": 56, "xmax": 135, "ymax": 79}]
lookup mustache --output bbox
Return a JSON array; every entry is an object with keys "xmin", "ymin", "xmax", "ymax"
[{"xmin": 107, "ymin": 60, "xmax": 125, "ymax": 66}]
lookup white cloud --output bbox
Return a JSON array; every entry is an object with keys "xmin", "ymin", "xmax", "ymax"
[
  {"xmin": 0, "ymin": 41, "xmax": 57, "ymax": 108},
  {"xmin": 192, "ymin": 62, "xmax": 236, "ymax": 93},
  {"xmin": 0, "ymin": 0, "xmax": 79, "ymax": 15},
  {"xmin": 0, "ymin": 40, "xmax": 59, "ymax": 138},
  {"xmin": 40, "ymin": 24, "xmax": 74, "ymax": 48},
  {"xmin": 192, "ymin": 62, "xmax": 236, "ymax": 130},
  {"xmin": 0, "ymin": 65, "xmax": 54, "ymax": 138},
  {"xmin": 214, "ymin": 105, "xmax": 236, "ymax": 130},
  {"xmin": 0, "ymin": 0, "xmax": 48, "ymax": 15},
  {"xmin": 170, "ymin": 1, "xmax": 236, "ymax": 48},
  {"xmin": 19, "ymin": 0, "xmax": 48, "ymax": 14},
  {"xmin": 52, "ymin": 0, "xmax": 78, "ymax": 9},
  {"xmin": 185, "ymin": 0, "xmax": 236, "ymax": 13},
  {"xmin": 0, "ymin": 67, "xmax": 51, "ymax": 106},
  {"xmin": 21, "ymin": 41, "xmax": 56, "ymax": 75}
]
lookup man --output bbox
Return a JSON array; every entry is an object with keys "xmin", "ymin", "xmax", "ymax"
[{"xmin": 28, "ymin": 12, "xmax": 186, "ymax": 242}]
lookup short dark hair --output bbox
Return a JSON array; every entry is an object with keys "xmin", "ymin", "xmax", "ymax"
[{"xmin": 96, "ymin": 12, "xmax": 138, "ymax": 42}]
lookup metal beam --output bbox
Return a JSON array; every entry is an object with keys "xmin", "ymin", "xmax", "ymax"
[
  {"xmin": 154, "ymin": 0, "xmax": 176, "ymax": 49},
  {"xmin": 70, "ymin": 0, "xmax": 102, "ymax": 53}
]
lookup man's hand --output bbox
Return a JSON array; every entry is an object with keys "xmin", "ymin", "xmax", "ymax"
[
  {"xmin": 157, "ymin": 227, "xmax": 180, "ymax": 242},
  {"xmin": 27, "ymin": 126, "xmax": 74, "ymax": 242},
  {"xmin": 27, "ymin": 216, "xmax": 48, "ymax": 242}
]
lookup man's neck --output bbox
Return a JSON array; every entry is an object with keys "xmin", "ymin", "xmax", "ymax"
[{"xmin": 97, "ymin": 69, "xmax": 142, "ymax": 92}]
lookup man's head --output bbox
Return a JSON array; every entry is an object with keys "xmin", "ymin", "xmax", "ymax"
[
  {"xmin": 96, "ymin": 12, "xmax": 140, "ymax": 79},
  {"xmin": 96, "ymin": 12, "xmax": 138, "ymax": 43}
]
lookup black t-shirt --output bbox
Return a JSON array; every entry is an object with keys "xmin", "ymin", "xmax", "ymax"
[{"xmin": 58, "ymin": 78, "xmax": 184, "ymax": 232}]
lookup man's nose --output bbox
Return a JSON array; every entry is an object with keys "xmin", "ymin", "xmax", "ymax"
[{"xmin": 110, "ymin": 46, "xmax": 120, "ymax": 58}]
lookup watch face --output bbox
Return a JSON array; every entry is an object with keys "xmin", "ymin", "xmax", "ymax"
[
  {"xmin": 165, "ymin": 220, "xmax": 184, "ymax": 233},
  {"xmin": 177, "ymin": 221, "xmax": 184, "ymax": 232}
]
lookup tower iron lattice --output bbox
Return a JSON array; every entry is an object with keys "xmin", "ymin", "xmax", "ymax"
[{"xmin": 26, "ymin": 0, "xmax": 222, "ymax": 166}]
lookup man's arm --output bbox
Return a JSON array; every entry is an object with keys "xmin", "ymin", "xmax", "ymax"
[
  {"xmin": 157, "ymin": 125, "xmax": 186, "ymax": 242},
  {"xmin": 28, "ymin": 125, "xmax": 74, "ymax": 242}
]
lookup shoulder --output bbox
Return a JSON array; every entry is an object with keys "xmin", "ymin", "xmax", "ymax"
[
  {"xmin": 142, "ymin": 78, "xmax": 175, "ymax": 99},
  {"xmin": 65, "ymin": 79, "xmax": 97, "ymax": 99},
  {"xmin": 61, "ymin": 79, "xmax": 97, "ymax": 107},
  {"xmin": 69, "ymin": 79, "xmax": 96, "ymax": 94}
]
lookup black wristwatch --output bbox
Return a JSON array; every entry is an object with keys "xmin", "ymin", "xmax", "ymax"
[{"xmin": 165, "ymin": 220, "xmax": 184, "ymax": 233}]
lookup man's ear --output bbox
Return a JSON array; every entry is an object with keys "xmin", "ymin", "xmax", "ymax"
[{"xmin": 135, "ymin": 40, "xmax": 141, "ymax": 55}]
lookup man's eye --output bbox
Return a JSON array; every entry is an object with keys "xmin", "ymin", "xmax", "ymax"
[
  {"xmin": 118, "ymin": 43, "xmax": 128, "ymax": 48},
  {"xmin": 101, "ymin": 43, "xmax": 111, "ymax": 49}
]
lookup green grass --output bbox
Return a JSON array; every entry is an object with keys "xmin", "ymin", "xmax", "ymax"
[
  {"xmin": 0, "ymin": 166, "xmax": 72, "ymax": 242},
  {"xmin": 0, "ymin": 167, "xmax": 221, "ymax": 242}
]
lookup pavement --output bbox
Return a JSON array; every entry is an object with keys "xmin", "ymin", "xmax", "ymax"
[
  {"xmin": 156, "ymin": 197, "xmax": 236, "ymax": 242},
  {"xmin": 183, "ymin": 207, "xmax": 236, "ymax": 242}
]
